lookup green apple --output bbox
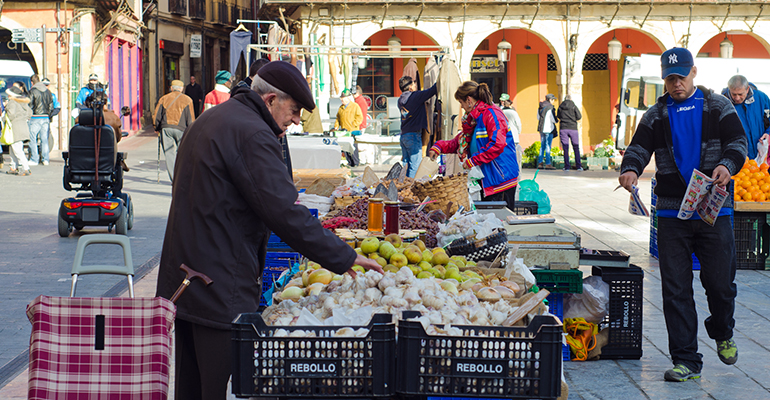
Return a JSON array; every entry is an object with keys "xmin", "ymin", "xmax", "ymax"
[
  {"xmin": 384, "ymin": 233, "xmax": 402, "ymax": 248},
  {"xmin": 422, "ymin": 249, "xmax": 434, "ymax": 264},
  {"xmin": 404, "ymin": 245, "xmax": 423, "ymax": 264},
  {"xmin": 360, "ymin": 237, "xmax": 380, "ymax": 254},
  {"xmin": 409, "ymin": 265, "xmax": 423, "ymax": 276},
  {"xmin": 351, "ymin": 265, "xmax": 366, "ymax": 274},
  {"xmin": 418, "ymin": 261, "xmax": 433, "ymax": 271},
  {"xmin": 432, "ymin": 251, "xmax": 450, "ymax": 265},
  {"xmin": 428, "ymin": 268, "xmax": 442, "ymax": 278},
  {"xmin": 390, "ymin": 253, "xmax": 408, "ymax": 268},
  {"xmin": 376, "ymin": 257, "xmax": 388, "ymax": 267},
  {"xmin": 416, "ymin": 271, "xmax": 434, "ymax": 279},
  {"xmin": 354, "ymin": 247, "xmax": 364, "ymax": 255},
  {"xmin": 378, "ymin": 241, "xmax": 397, "ymax": 260},
  {"xmin": 412, "ymin": 239, "xmax": 426, "ymax": 252},
  {"xmin": 445, "ymin": 269, "xmax": 463, "ymax": 281},
  {"xmin": 384, "ymin": 264, "xmax": 399, "ymax": 273}
]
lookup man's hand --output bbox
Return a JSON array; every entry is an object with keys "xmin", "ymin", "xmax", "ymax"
[
  {"xmin": 346, "ymin": 254, "xmax": 384, "ymax": 278},
  {"xmin": 428, "ymin": 149, "xmax": 439, "ymax": 161},
  {"xmin": 618, "ymin": 171, "xmax": 638, "ymax": 192},
  {"xmin": 712, "ymin": 165, "xmax": 732, "ymax": 187}
]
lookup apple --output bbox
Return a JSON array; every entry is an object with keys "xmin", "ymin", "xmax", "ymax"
[
  {"xmin": 404, "ymin": 245, "xmax": 423, "ymax": 264},
  {"xmin": 431, "ymin": 247, "xmax": 447, "ymax": 255},
  {"xmin": 376, "ymin": 257, "xmax": 388, "ymax": 267},
  {"xmin": 416, "ymin": 271, "xmax": 434, "ymax": 279},
  {"xmin": 418, "ymin": 261, "xmax": 433, "ymax": 271},
  {"xmin": 445, "ymin": 269, "xmax": 463, "ymax": 282},
  {"xmin": 360, "ymin": 237, "xmax": 381, "ymax": 254},
  {"xmin": 307, "ymin": 269, "xmax": 333, "ymax": 285},
  {"xmin": 354, "ymin": 247, "xmax": 364, "ymax": 256},
  {"xmin": 428, "ymin": 268, "xmax": 442, "ymax": 278},
  {"xmin": 384, "ymin": 233, "xmax": 402, "ymax": 248},
  {"xmin": 384, "ymin": 264, "xmax": 399, "ymax": 273},
  {"xmin": 390, "ymin": 253, "xmax": 408, "ymax": 268},
  {"xmin": 409, "ymin": 265, "xmax": 423, "ymax": 276},
  {"xmin": 432, "ymin": 251, "xmax": 450, "ymax": 265},
  {"xmin": 378, "ymin": 242, "xmax": 397, "ymax": 260},
  {"xmin": 412, "ymin": 239, "xmax": 426, "ymax": 252},
  {"xmin": 369, "ymin": 252, "xmax": 380, "ymax": 259},
  {"xmin": 352, "ymin": 265, "xmax": 366, "ymax": 274},
  {"xmin": 422, "ymin": 250, "xmax": 434, "ymax": 264}
]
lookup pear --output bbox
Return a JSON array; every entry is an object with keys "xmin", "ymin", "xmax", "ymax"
[
  {"xmin": 418, "ymin": 261, "xmax": 433, "ymax": 271},
  {"xmin": 384, "ymin": 233, "xmax": 403, "ymax": 248},
  {"xmin": 432, "ymin": 251, "xmax": 450, "ymax": 265},
  {"xmin": 376, "ymin": 257, "xmax": 388, "ymax": 267},
  {"xmin": 422, "ymin": 249, "xmax": 434, "ymax": 264},
  {"xmin": 416, "ymin": 271, "xmax": 434, "ymax": 279},
  {"xmin": 404, "ymin": 245, "xmax": 423, "ymax": 264},
  {"xmin": 412, "ymin": 239, "xmax": 426, "ymax": 252}
]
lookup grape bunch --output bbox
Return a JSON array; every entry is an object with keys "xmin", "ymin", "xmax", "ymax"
[{"xmin": 332, "ymin": 198, "xmax": 440, "ymax": 247}]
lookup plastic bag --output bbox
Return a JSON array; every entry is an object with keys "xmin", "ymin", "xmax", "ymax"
[
  {"xmin": 564, "ymin": 275, "xmax": 610, "ymax": 324},
  {"xmin": 468, "ymin": 166, "xmax": 484, "ymax": 200},
  {"xmin": 519, "ymin": 189, "xmax": 551, "ymax": 214},
  {"xmin": 756, "ymin": 137, "xmax": 769, "ymax": 166}
]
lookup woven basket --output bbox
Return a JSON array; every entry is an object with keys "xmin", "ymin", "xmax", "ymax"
[{"xmin": 411, "ymin": 173, "xmax": 470, "ymax": 216}]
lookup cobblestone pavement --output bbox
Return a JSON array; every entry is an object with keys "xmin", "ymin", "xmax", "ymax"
[{"xmin": 2, "ymin": 145, "xmax": 770, "ymax": 399}]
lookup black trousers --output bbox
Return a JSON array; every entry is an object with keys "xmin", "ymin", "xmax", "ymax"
[
  {"xmin": 174, "ymin": 319, "xmax": 232, "ymax": 400},
  {"xmin": 482, "ymin": 185, "xmax": 517, "ymax": 211}
]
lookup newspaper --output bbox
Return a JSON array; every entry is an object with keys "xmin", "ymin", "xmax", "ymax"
[
  {"xmin": 677, "ymin": 169, "xmax": 728, "ymax": 226},
  {"xmin": 614, "ymin": 184, "xmax": 650, "ymax": 217}
]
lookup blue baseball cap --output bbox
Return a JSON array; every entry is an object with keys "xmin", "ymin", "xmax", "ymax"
[{"xmin": 661, "ymin": 47, "xmax": 694, "ymax": 79}]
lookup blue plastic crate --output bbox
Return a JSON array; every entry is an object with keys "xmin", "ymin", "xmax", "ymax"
[
  {"xmin": 546, "ymin": 293, "xmax": 570, "ymax": 361},
  {"xmin": 267, "ymin": 232, "xmax": 293, "ymax": 251},
  {"xmin": 260, "ymin": 252, "xmax": 301, "ymax": 307}
]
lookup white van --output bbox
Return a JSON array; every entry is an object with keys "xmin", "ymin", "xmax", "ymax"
[
  {"xmin": 0, "ymin": 59, "xmax": 35, "ymax": 100},
  {"xmin": 616, "ymin": 55, "xmax": 770, "ymax": 149}
]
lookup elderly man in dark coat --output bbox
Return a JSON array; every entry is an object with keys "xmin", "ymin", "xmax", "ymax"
[{"xmin": 155, "ymin": 61, "xmax": 383, "ymax": 400}]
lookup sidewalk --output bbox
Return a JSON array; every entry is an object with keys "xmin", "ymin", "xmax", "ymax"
[{"xmin": 2, "ymin": 165, "xmax": 769, "ymax": 399}]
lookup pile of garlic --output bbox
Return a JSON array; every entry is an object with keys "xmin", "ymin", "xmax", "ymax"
[{"xmin": 262, "ymin": 267, "xmax": 543, "ymax": 334}]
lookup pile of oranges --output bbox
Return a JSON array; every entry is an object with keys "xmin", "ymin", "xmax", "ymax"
[{"xmin": 733, "ymin": 158, "xmax": 770, "ymax": 202}]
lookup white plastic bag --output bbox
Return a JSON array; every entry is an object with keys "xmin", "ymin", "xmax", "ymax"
[
  {"xmin": 564, "ymin": 275, "xmax": 610, "ymax": 324},
  {"xmin": 756, "ymin": 137, "xmax": 769, "ymax": 166}
]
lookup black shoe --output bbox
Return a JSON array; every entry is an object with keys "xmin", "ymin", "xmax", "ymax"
[{"xmin": 537, "ymin": 163, "xmax": 544, "ymax": 169}]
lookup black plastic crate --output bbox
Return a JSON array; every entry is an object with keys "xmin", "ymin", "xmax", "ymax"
[
  {"xmin": 733, "ymin": 211, "xmax": 770, "ymax": 270},
  {"xmin": 232, "ymin": 313, "xmax": 396, "ymax": 398},
  {"xmin": 513, "ymin": 201, "xmax": 539, "ymax": 215},
  {"xmin": 396, "ymin": 313, "xmax": 562, "ymax": 399},
  {"xmin": 591, "ymin": 265, "xmax": 644, "ymax": 359}
]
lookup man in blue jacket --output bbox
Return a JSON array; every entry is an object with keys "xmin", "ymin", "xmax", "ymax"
[
  {"xmin": 398, "ymin": 76, "xmax": 437, "ymax": 178},
  {"xmin": 722, "ymin": 75, "xmax": 770, "ymax": 160}
]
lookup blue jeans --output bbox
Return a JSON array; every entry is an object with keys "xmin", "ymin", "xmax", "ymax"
[
  {"xmin": 400, "ymin": 131, "xmax": 422, "ymax": 178},
  {"xmin": 657, "ymin": 216, "xmax": 736, "ymax": 373},
  {"xmin": 28, "ymin": 118, "xmax": 50, "ymax": 164},
  {"xmin": 537, "ymin": 130, "xmax": 554, "ymax": 165}
]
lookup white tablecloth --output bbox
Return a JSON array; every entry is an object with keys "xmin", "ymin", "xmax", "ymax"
[{"xmin": 286, "ymin": 137, "xmax": 342, "ymax": 169}]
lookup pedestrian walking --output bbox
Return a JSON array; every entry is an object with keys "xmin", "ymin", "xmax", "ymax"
[
  {"xmin": 721, "ymin": 74, "xmax": 770, "ymax": 160},
  {"xmin": 537, "ymin": 93, "xmax": 558, "ymax": 169},
  {"xmin": 557, "ymin": 94, "xmax": 583, "ymax": 171},
  {"xmin": 28, "ymin": 74, "xmax": 55, "ymax": 166},
  {"xmin": 184, "ymin": 76, "xmax": 204, "ymax": 117},
  {"xmin": 153, "ymin": 80, "xmax": 195, "ymax": 182},
  {"xmin": 155, "ymin": 61, "xmax": 382, "ymax": 400},
  {"xmin": 204, "ymin": 71, "xmax": 232, "ymax": 110},
  {"xmin": 398, "ymin": 76, "xmax": 437, "ymax": 178},
  {"xmin": 500, "ymin": 93, "xmax": 523, "ymax": 173},
  {"xmin": 619, "ymin": 47, "xmax": 746, "ymax": 382},
  {"xmin": 3, "ymin": 87, "xmax": 33, "ymax": 176},
  {"xmin": 429, "ymin": 81, "xmax": 519, "ymax": 210},
  {"xmin": 334, "ymin": 89, "xmax": 363, "ymax": 134}
]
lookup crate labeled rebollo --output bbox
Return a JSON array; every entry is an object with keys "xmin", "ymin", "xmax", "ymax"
[
  {"xmin": 396, "ymin": 313, "xmax": 562, "ymax": 399},
  {"xmin": 231, "ymin": 313, "xmax": 396, "ymax": 398},
  {"xmin": 591, "ymin": 265, "xmax": 644, "ymax": 359},
  {"xmin": 733, "ymin": 211, "xmax": 770, "ymax": 270}
]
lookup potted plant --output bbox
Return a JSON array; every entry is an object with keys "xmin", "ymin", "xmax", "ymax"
[{"xmin": 587, "ymin": 138, "xmax": 616, "ymax": 170}]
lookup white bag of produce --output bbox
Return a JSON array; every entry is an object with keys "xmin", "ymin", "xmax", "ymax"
[
  {"xmin": 564, "ymin": 275, "xmax": 610, "ymax": 324},
  {"xmin": 297, "ymin": 193, "xmax": 334, "ymax": 216},
  {"xmin": 437, "ymin": 212, "xmax": 504, "ymax": 247}
]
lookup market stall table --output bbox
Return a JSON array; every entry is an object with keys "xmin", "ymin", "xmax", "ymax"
[
  {"xmin": 286, "ymin": 136, "xmax": 343, "ymax": 169},
  {"xmin": 354, "ymin": 134, "xmax": 401, "ymax": 164}
]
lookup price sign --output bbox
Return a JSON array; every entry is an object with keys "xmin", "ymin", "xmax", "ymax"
[{"xmin": 190, "ymin": 35, "xmax": 202, "ymax": 58}]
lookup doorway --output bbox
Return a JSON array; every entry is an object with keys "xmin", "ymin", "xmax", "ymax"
[{"xmin": 470, "ymin": 73, "xmax": 507, "ymax": 105}]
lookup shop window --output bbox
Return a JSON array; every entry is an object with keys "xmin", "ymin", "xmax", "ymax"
[
  {"xmin": 168, "ymin": 0, "xmax": 187, "ymax": 15},
  {"xmin": 189, "ymin": 0, "xmax": 205, "ymax": 19},
  {"xmin": 357, "ymin": 58, "xmax": 393, "ymax": 120}
]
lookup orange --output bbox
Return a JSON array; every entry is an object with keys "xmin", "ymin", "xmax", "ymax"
[
  {"xmin": 750, "ymin": 178, "xmax": 758, "ymax": 186},
  {"xmin": 750, "ymin": 159, "xmax": 759, "ymax": 167},
  {"xmin": 754, "ymin": 172, "xmax": 764, "ymax": 180},
  {"xmin": 761, "ymin": 163, "xmax": 769, "ymax": 171},
  {"xmin": 744, "ymin": 192, "xmax": 754, "ymax": 201},
  {"xmin": 758, "ymin": 193, "xmax": 767, "ymax": 202},
  {"xmin": 735, "ymin": 194, "xmax": 742, "ymax": 202},
  {"xmin": 741, "ymin": 180, "xmax": 752, "ymax": 189},
  {"xmin": 738, "ymin": 188, "xmax": 748, "ymax": 197},
  {"xmin": 761, "ymin": 183, "xmax": 770, "ymax": 193},
  {"xmin": 749, "ymin": 165, "xmax": 760, "ymax": 173}
]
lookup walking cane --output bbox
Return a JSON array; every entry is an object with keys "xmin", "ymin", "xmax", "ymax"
[{"xmin": 157, "ymin": 131, "xmax": 161, "ymax": 183}]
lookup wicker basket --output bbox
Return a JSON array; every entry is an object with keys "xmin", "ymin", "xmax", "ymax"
[{"xmin": 411, "ymin": 173, "xmax": 470, "ymax": 216}]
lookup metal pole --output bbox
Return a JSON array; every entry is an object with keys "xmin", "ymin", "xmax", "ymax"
[
  {"xmin": 56, "ymin": 3, "xmax": 64, "ymax": 149},
  {"xmin": 42, "ymin": 25, "xmax": 48, "ymax": 77},
  {"xmin": 156, "ymin": 8, "xmax": 161, "ymax": 183}
]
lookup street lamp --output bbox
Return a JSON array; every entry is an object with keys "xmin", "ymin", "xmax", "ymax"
[
  {"xmin": 720, "ymin": 33, "xmax": 734, "ymax": 58},
  {"xmin": 388, "ymin": 28, "xmax": 401, "ymax": 53},
  {"xmin": 497, "ymin": 34, "xmax": 512, "ymax": 63},
  {"xmin": 608, "ymin": 32, "xmax": 622, "ymax": 61}
]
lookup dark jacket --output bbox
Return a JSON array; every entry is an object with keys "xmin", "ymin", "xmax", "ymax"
[
  {"xmin": 29, "ymin": 82, "xmax": 54, "ymax": 117},
  {"xmin": 184, "ymin": 82, "xmax": 204, "ymax": 115},
  {"xmin": 399, "ymin": 84, "xmax": 437, "ymax": 133},
  {"xmin": 557, "ymin": 100, "xmax": 582, "ymax": 130},
  {"xmin": 537, "ymin": 101, "xmax": 558, "ymax": 134},
  {"xmin": 155, "ymin": 89, "xmax": 353, "ymax": 329},
  {"xmin": 621, "ymin": 86, "xmax": 747, "ymax": 211}
]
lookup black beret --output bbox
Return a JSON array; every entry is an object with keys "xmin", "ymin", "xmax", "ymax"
[{"xmin": 257, "ymin": 61, "xmax": 315, "ymax": 111}]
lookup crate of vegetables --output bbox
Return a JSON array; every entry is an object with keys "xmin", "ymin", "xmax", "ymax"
[{"xmin": 232, "ymin": 313, "xmax": 396, "ymax": 398}]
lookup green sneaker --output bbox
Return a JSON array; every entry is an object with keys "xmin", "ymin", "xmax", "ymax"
[
  {"xmin": 664, "ymin": 364, "xmax": 701, "ymax": 382},
  {"xmin": 717, "ymin": 339, "xmax": 738, "ymax": 365}
]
